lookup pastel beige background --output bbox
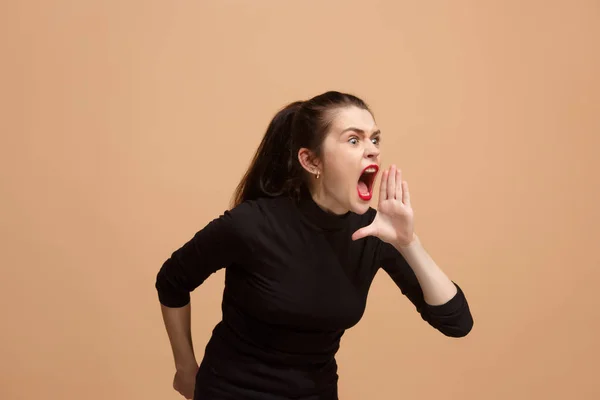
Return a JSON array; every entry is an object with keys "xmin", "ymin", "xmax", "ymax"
[{"xmin": 2, "ymin": 1, "xmax": 599, "ymax": 399}]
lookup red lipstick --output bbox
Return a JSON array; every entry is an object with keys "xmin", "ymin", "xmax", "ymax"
[{"xmin": 357, "ymin": 164, "xmax": 379, "ymax": 201}]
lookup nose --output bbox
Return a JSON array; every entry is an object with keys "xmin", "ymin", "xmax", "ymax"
[{"xmin": 365, "ymin": 141, "xmax": 380, "ymax": 160}]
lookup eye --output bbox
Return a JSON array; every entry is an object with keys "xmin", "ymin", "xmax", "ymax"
[
  {"xmin": 348, "ymin": 137, "xmax": 359, "ymax": 145},
  {"xmin": 371, "ymin": 137, "xmax": 380, "ymax": 145}
]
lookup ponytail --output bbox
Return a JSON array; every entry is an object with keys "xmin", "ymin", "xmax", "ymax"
[{"xmin": 231, "ymin": 101, "xmax": 303, "ymax": 207}]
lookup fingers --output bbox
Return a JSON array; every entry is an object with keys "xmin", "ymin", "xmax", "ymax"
[
  {"xmin": 387, "ymin": 165, "xmax": 396, "ymax": 199},
  {"xmin": 352, "ymin": 227, "xmax": 366, "ymax": 241},
  {"xmin": 402, "ymin": 180, "xmax": 410, "ymax": 206},
  {"xmin": 395, "ymin": 168, "xmax": 403, "ymax": 200},
  {"xmin": 352, "ymin": 224, "xmax": 375, "ymax": 241},
  {"xmin": 379, "ymin": 168, "xmax": 388, "ymax": 200},
  {"xmin": 381, "ymin": 164, "xmax": 409, "ymax": 204}
]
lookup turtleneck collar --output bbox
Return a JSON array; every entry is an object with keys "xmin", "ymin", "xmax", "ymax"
[{"xmin": 295, "ymin": 187, "xmax": 351, "ymax": 231}]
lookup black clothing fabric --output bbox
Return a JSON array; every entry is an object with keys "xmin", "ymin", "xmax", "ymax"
[{"xmin": 155, "ymin": 191, "xmax": 473, "ymax": 399}]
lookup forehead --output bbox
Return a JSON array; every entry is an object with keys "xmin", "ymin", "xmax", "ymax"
[{"xmin": 329, "ymin": 106, "xmax": 377, "ymax": 133}]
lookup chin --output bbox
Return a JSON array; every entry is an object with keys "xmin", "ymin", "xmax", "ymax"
[{"xmin": 349, "ymin": 198, "xmax": 371, "ymax": 215}]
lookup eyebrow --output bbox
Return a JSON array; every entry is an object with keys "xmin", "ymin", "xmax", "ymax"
[{"xmin": 340, "ymin": 127, "xmax": 381, "ymax": 136}]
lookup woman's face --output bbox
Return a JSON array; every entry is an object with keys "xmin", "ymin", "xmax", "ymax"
[{"xmin": 301, "ymin": 106, "xmax": 382, "ymax": 215}]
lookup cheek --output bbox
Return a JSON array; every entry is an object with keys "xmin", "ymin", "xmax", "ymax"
[
  {"xmin": 323, "ymin": 153, "xmax": 346, "ymax": 177},
  {"xmin": 321, "ymin": 145, "xmax": 359, "ymax": 189},
  {"xmin": 323, "ymin": 159, "xmax": 356, "ymax": 190}
]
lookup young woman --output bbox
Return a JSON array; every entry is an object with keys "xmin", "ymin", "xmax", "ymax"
[{"xmin": 155, "ymin": 91, "xmax": 473, "ymax": 400}]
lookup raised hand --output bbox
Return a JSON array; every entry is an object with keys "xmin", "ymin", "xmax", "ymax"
[{"xmin": 352, "ymin": 165, "xmax": 415, "ymax": 247}]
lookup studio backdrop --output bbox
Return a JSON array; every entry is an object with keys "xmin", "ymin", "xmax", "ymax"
[{"xmin": 2, "ymin": 1, "xmax": 599, "ymax": 399}]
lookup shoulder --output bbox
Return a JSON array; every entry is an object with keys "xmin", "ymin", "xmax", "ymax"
[
  {"xmin": 228, "ymin": 196, "xmax": 290, "ymax": 219},
  {"xmin": 223, "ymin": 195, "xmax": 294, "ymax": 237}
]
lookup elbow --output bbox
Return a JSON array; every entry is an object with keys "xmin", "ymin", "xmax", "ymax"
[
  {"xmin": 155, "ymin": 259, "xmax": 191, "ymax": 308},
  {"xmin": 156, "ymin": 278, "xmax": 191, "ymax": 308},
  {"xmin": 442, "ymin": 322, "xmax": 473, "ymax": 338},
  {"xmin": 428, "ymin": 284, "xmax": 474, "ymax": 338},
  {"xmin": 438, "ymin": 313, "xmax": 474, "ymax": 338}
]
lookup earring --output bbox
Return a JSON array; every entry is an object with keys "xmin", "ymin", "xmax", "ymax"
[{"xmin": 315, "ymin": 170, "xmax": 320, "ymax": 179}]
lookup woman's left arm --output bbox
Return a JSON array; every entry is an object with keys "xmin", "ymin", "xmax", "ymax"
[
  {"xmin": 395, "ymin": 234, "xmax": 457, "ymax": 306},
  {"xmin": 379, "ymin": 237, "xmax": 474, "ymax": 338},
  {"xmin": 353, "ymin": 165, "xmax": 473, "ymax": 337}
]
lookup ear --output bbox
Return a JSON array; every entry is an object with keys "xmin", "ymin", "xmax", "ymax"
[{"xmin": 297, "ymin": 147, "xmax": 321, "ymax": 175}]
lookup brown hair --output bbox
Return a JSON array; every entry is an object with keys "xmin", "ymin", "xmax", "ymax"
[{"xmin": 231, "ymin": 91, "xmax": 371, "ymax": 207}]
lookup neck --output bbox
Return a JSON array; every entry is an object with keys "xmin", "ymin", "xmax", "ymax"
[
  {"xmin": 296, "ymin": 185, "xmax": 350, "ymax": 231},
  {"xmin": 308, "ymin": 185, "xmax": 348, "ymax": 216}
]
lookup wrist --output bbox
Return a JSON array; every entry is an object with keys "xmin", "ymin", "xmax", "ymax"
[
  {"xmin": 175, "ymin": 351, "xmax": 198, "ymax": 371},
  {"xmin": 175, "ymin": 358, "xmax": 198, "ymax": 372},
  {"xmin": 396, "ymin": 232, "xmax": 418, "ymax": 250}
]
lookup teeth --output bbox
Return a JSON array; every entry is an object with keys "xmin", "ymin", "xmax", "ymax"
[{"xmin": 363, "ymin": 167, "xmax": 377, "ymax": 173}]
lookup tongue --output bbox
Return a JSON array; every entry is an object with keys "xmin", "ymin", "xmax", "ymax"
[{"xmin": 357, "ymin": 181, "xmax": 369, "ymax": 195}]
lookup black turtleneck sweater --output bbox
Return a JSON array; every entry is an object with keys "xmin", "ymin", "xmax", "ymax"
[{"xmin": 155, "ymin": 191, "xmax": 473, "ymax": 400}]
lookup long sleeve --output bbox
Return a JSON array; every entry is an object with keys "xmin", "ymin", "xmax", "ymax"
[
  {"xmin": 155, "ymin": 202, "xmax": 255, "ymax": 308},
  {"xmin": 379, "ymin": 242, "xmax": 473, "ymax": 337}
]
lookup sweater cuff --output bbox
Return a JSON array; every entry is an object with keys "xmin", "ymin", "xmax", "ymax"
[
  {"xmin": 425, "ymin": 282, "xmax": 466, "ymax": 317},
  {"xmin": 156, "ymin": 281, "xmax": 191, "ymax": 308}
]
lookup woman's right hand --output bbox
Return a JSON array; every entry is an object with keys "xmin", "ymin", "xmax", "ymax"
[{"xmin": 173, "ymin": 364, "xmax": 198, "ymax": 399}]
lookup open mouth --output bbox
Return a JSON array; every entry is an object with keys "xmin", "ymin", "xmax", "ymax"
[{"xmin": 357, "ymin": 164, "xmax": 379, "ymax": 201}]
